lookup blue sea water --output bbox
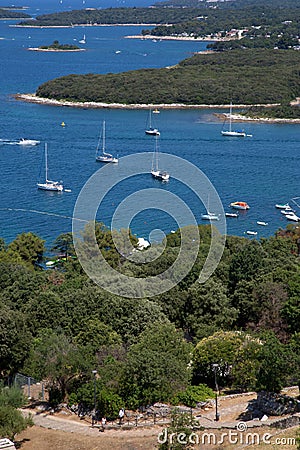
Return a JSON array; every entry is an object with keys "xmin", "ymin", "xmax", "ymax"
[{"xmin": 0, "ymin": 1, "xmax": 299, "ymax": 247}]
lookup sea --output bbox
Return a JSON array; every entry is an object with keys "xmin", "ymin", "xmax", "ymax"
[{"xmin": 0, "ymin": 0, "xmax": 299, "ymax": 249}]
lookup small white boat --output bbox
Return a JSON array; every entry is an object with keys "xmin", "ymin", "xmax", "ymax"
[
  {"xmin": 95, "ymin": 121, "xmax": 118, "ymax": 164},
  {"xmin": 201, "ymin": 212, "xmax": 219, "ymax": 221},
  {"xmin": 17, "ymin": 138, "xmax": 40, "ymax": 146},
  {"xmin": 281, "ymin": 209, "xmax": 295, "ymax": 215},
  {"xmin": 257, "ymin": 221, "xmax": 268, "ymax": 226},
  {"xmin": 246, "ymin": 230, "xmax": 257, "ymax": 236},
  {"xmin": 37, "ymin": 143, "xmax": 63, "ymax": 192},
  {"xmin": 286, "ymin": 213, "xmax": 300, "ymax": 222},
  {"xmin": 275, "ymin": 203, "xmax": 291, "ymax": 209},
  {"xmin": 151, "ymin": 135, "xmax": 169, "ymax": 182},
  {"xmin": 153, "ymin": 109, "xmax": 160, "ymax": 114},
  {"xmin": 225, "ymin": 212, "xmax": 239, "ymax": 218}
]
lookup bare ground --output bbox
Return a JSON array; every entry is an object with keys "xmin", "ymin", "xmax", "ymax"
[{"xmin": 15, "ymin": 388, "xmax": 300, "ymax": 450}]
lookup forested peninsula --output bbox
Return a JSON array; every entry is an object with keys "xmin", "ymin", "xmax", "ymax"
[
  {"xmin": 26, "ymin": 49, "xmax": 300, "ymax": 111},
  {"xmin": 0, "ymin": 7, "xmax": 30, "ymax": 19}
]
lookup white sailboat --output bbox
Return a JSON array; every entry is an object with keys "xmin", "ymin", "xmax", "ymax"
[
  {"xmin": 79, "ymin": 34, "xmax": 86, "ymax": 44},
  {"xmin": 151, "ymin": 135, "xmax": 169, "ymax": 181},
  {"xmin": 201, "ymin": 195, "xmax": 219, "ymax": 221},
  {"xmin": 221, "ymin": 102, "xmax": 246, "ymax": 137},
  {"xmin": 37, "ymin": 143, "xmax": 63, "ymax": 192},
  {"xmin": 95, "ymin": 120, "xmax": 118, "ymax": 163},
  {"xmin": 145, "ymin": 109, "xmax": 160, "ymax": 136}
]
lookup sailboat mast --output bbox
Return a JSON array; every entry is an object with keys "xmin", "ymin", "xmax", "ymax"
[
  {"xmin": 155, "ymin": 135, "xmax": 159, "ymax": 171},
  {"xmin": 102, "ymin": 120, "xmax": 105, "ymax": 154},
  {"xmin": 45, "ymin": 143, "xmax": 48, "ymax": 181},
  {"xmin": 229, "ymin": 102, "xmax": 232, "ymax": 133}
]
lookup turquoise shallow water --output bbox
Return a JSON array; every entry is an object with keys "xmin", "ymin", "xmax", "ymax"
[{"xmin": 0, "ymin": 2, "xmax": 299, "ymax": 246}]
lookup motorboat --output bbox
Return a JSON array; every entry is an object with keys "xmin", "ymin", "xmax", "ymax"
[
  {"xmin": 281, "ymin": 209, "xmax": 295, "ymax": 215},
  {"xmin": 286, "ymin": 213, "xmax": 300, "ymax": 222},
  {"xmin": 230, "ymin": 201, "xmax": 250, "ymax": 210},
  {"xmin": 257, "ymin": 221, "xmax": 268, "ymax": 226},
  {"xmin": 246, "ymin": 230, "xmax": 257, "ymax": 236},
  {"xmin": 275, "ymin": 203, "xmax": 291, "ymax": 209},
  {"xmin": 225, "ymin": 212, "xmax": 239, "ymax": 218},
  {"xmin": 17, "ymin": 138, "xmax": 40, "ymax": 146},
  {"xmin": 201, "ymin": 212, "xmax": 219, "ymax": 221}
]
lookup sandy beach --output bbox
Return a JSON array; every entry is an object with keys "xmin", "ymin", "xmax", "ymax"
[{"xmin": 13, "ymin": 94, "xmax": 300, "ymax": 123}]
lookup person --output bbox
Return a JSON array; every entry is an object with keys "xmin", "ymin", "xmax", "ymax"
[
  {"xmin": 100, "ymin": 416, "xmax": 106, "ymax": 432},
  {"xmin": 118, "ymin": 408, "xmax": 124, "ymax": 425}
]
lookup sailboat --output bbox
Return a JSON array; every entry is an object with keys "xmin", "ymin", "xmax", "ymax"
[
  {"xmin": 151, "ymin": 135, "xmax": 169, "ymax": 181},
  {"xmin": 201, "ymin": 195, "xmax": 219, "ymax": 221},
  {"xmin": 221, "ymin": 102, "xmax": 246, "ymax": 137},
  {"xmin": 145, "ymin": 109, "xmax": 160, "ymax": 136},
  {"xmin": 37, "ymin": 143, "xmax": 63, "ymax": 192},
  {"xmin": 79, "ymin": 34, "xmax": 86, "ymax": 44},
  {"xmin": 95, "ymin": 120, "xmax": 118, "ymax": 163}
]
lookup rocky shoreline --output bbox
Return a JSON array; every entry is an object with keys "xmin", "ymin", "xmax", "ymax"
[
  {"xmin": 13, "ymin": 94, "xmax": 300, "ymax": 123},
  {"xmin": 27, "ymin": 47, "xmax": 85, "ymax": 52}
]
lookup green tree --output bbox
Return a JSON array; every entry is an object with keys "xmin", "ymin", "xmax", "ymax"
[
  {"xmin": 193, "ymin": 331, "xmax": 263, "ymax": 391},
  {"xmin": 7, "ymin": 232, "xmax": 45, "ymax": 267},
  {"xmin": 23, "ymin": 329, "xmax": 94, "ymax": 402},
  {"xmin": 122, "ymin": 322, "xmax": 192, "ymax": 408},
  {"xmin": 0, "ymin": 304, "xmax": 32, "ymax": 376},
  {"xmin": 256, "ymin": 332, "xmax": 292, "ymax": 393},
  {"xmin": 0, "ymin": 385, "xmax": 32, "ymax": 440}
]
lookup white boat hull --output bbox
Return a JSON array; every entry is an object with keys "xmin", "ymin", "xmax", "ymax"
[
  {"xmin": 151, "ymin": 170, "xmax": 169, "ymax": 182},
  {"xmin": 221, "ymin": 131, "xmax": 246, "ymax": 137},
  {"xmin": 146, "ymin": 129, "xmax": 160, "ymax": 136},
  {"xmin": 18, "ymin": 139, "xmax": 40, "ymax": 146},
  {"xmin": 96, "ymin": 155, "xmax": 118, "ymax": 163},
  {"xmin": 37, "ymin": 181, "xmax": 63, "ymax": 192},
  {"xmin": 201, "ymin": 214, "xmax": 219, "ymax": 221}
]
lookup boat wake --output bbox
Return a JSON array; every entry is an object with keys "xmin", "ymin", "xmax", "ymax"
[{"xmin": 0, "ymin": 207, "xmax": 86, "ymax": 222}]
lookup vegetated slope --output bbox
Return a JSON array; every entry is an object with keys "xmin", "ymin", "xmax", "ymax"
[
  {"xmin": 0, "ymin": 8, "xmax": 30, "ymax": 19},
  {"xmin": 35, "ymin": 49, "xmax": 300, "ymax": 106},
  {"xmin": 17, "ymin": 7, "xmax": 201, "ymax": 27}
]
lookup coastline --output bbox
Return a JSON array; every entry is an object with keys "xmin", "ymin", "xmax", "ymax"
[
  {"xmin": 13, "ymin": 94, "xmax": 300, "ymax": 122},
  {"xmin": 27, "ymin": 47, "xmax": 85, "ymax": 52},
  {"xmin": 125, "ymin": 34, "xmax": 219, "ymax": 42}
]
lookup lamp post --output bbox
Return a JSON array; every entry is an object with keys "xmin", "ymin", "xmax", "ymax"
[
  {"xmin": 212, "ymin": 364, "xmax": 220, "ymax": 422},
  {"xmin": 92, "ymin": 369, "xmax": 97, "ymax": 426}
]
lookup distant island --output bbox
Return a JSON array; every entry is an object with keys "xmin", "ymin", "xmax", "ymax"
[
  {"xmin": 28, "ymin": 40, "xmax": 84, "ymax": 52},
  {"xmin": 0, "ymin": 6, "xmax": 30, "ymax": 19}
]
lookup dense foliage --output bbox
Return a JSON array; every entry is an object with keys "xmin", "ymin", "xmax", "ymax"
[
  {"xmin": 0, "ymin": 385, "xmax": 32, "ymax": 439},
  {"xmin": 0, "ymin": 8, "xmax": 30, "ymax": 19},
  {"xmin": 38, "ymin": 40, "xmax": 81, "ymax": 51},
  {"xmin": 0, "ymin": 221, "xmax": 299, "ymax": 417},
  {"xmin": 35, "ymin": 49, "xmax": 300, "ymax": 106},
  {"xmin": 17, "ymin": 7, "xmax": 201, "ymax": 27}
]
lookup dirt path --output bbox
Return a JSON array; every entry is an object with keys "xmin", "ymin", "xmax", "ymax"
[{"xmin": 16, "ymin": 389, "xmax": 299, "ymax": 450}]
